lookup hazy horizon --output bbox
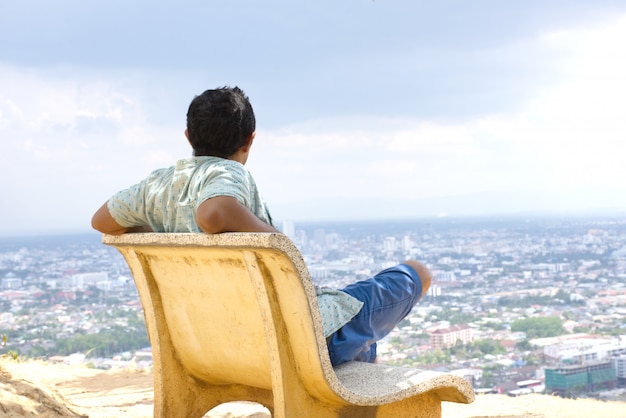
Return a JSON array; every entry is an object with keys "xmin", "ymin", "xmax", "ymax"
[
  {"xmin": 2, "ymin": 209, "xmax": 625, "ymax": 239},
  {"xmin": 2, "ymin": 1, "xmax": 626, "ymax": 235}
]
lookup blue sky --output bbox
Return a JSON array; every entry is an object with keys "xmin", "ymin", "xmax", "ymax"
[{"xmin": 2, "ymin": 1, "xmax": 626, "ymax": 235}]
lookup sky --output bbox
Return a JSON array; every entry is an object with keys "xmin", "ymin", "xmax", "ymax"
[{"xmin": 1, "ymin": 1, "xmax": 626, "ymax": 235}]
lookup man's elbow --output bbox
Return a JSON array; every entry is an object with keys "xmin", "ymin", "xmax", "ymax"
[
  {"xmin": 91, "ymin": 217, "xmax": 125, "ymax": 235},
  {"xmin": 196, "ymin": 210, "xmax": 227, "ymax": 234},
  {"xmin": 91, "ymin": 205, "xmax": 127, "ymax": 235},
  {"xmin": 91, "ymin": 215, "xmax": 106, "ymax": 233},
  {"xmin": 91, "ymin": 217, "xmax": 103, "ymax": 233}
]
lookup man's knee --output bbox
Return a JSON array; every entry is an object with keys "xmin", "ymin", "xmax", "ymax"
[{"xmin": 403, "ymin": 260, "xmax": 432, "ymax": 297}]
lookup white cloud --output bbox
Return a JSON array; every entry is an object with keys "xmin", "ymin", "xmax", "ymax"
[
  {"xmin": 1, "ymin": 13, "xmax": 626, "ymax": 233},
  {"xmin": 0, "ymin": 66, "xmax": 189, "ymax": 234},
  {"xmin": 251, "ymin": 14, "xmax": 626, "ymax": 215}
]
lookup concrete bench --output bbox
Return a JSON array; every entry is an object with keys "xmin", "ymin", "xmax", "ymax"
[{"xmin": 103, "ymin": 232, "xmax": 474, "ymax": 418}]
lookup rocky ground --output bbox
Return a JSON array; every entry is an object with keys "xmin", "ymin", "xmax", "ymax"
[{"xmin": 1, "ymin": 359, "xmax": 625, "ymax": 418}]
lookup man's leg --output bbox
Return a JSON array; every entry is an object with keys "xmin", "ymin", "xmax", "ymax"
[{"xmin": 327, "ymin": 261, "xmax": 432, "ymax": 366}]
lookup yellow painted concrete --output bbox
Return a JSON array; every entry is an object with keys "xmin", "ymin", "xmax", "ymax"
[{"xmin": 104, "ymin": 232, "xmax": 474, "ymax": 418}]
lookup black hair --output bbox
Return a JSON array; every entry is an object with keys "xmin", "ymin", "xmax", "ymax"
[{"xmin": 186, "ymin": 86, "xmax": 256, "ymax": 158}]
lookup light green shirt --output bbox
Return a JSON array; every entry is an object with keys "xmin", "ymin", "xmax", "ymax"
[
  {"xmin": 107, "ymin": 156, "xmax": 362, "ymax": 336},
  {"xmin": 108, "ymin": 157, "xmax": 272, "ymax": 232}
]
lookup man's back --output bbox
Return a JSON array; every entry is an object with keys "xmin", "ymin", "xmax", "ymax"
[{"xmin": 106, "ymin": 156, "xmax": 271, "ymax": 233}]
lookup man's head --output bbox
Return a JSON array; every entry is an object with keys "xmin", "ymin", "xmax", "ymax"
[{"xmin": 186, "ymin": 86, "xmax": 256, "ymax": 158}]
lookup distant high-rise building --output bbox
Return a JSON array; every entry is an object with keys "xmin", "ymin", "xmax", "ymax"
[
  {"xmin": 282, "ymin": 220, "xmax": 295, "ymax": 239},
  {"xmin": 314, "ymin": 229, "xmax": 326, "ymax": 247},
  {"xmin": 294, "ymin": 230, "xmax": 308, "ymax": 247},
  {"xmin": 436, "ymin": 270, "xmax": 456, "ymax": 282},
  {"xmin": 71, "ymin": 272, "xmax": 108, "ymax": 289},
  {"xmin": 309, "ymin": 267, "xmax": 328, "ymax": 279},
  {"xmin": 383, "ymin": 237, "xmax": 397, "ymax": 253},
  {"xmin": 1, "ymin": 276, "xmax": 22, "ymax": 290},
  {"xmin": 381, "ymin": 260, "xmax": 399, "ymax": 270},
  {"xmin": 428, "ymin": 284, "xmax": 442, "ymax": 298},
  {"xmin": 401, "ymin": 235, "xmax": 413, "ymax": 252}
]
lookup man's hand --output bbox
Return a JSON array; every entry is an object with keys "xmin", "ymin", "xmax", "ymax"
[{"xmin": 196, "ymin": 196, "xmax": 280, "ymax": 234}]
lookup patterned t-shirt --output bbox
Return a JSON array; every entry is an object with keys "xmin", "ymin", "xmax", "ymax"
[
  {"xmin": 107, "ymin": 157, "xmax": 272, "ymax": 232},
  {"xmin": 107, "ymin": 156, "xmax": 362, "ymax": 336}
]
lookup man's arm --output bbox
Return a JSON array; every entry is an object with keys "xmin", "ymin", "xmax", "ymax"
[
  {"xmin": 91, "ymin": 202, "xmax": 153, "ymax": 235},
  {"xmin": 196, "ymin": 196, "xmax": 280, "ymax": 234}
]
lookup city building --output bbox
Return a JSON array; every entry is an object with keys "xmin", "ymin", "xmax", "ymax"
[
  {"xmin": 281, "ymin": 220, "xmax": 295, "ymax": 239},
  {"xmin": 545, "ymin": 361, "xmax": 617, "ymax": 396},
  {"xmin": 429, "ymin": 324, "xmax": 471, "ymax": 349},
  {"xmin": 543, "ymin": 336, "xmax": 626, "ymax": 364},
  {"xmin": 614, "ymin": 355, "xmax": 626, "ymax": 387}
]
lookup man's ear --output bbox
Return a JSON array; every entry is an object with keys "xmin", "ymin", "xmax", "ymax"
[
  {"xmin": 185, "ymin": 129, "xmax": 195, "ymax": 153},
  {"xmin": 242, "ymin": 131, "xmax": 255, "ymax": 152}
]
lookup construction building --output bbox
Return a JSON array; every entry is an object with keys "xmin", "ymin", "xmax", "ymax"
[
  {"xmin": 545, "ymin": 361, "xmax": 617, "ymax": 397},
  {"xmin": 614, "ymin": 355, "xmax": 626, "ymax": 388}
]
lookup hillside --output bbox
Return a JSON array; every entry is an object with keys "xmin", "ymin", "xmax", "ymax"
[{"xmin": 1, "ymin": 359, "xmax": 625, "ymax": 418}]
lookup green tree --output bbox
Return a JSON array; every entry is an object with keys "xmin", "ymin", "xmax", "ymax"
[
  {"xmin": 52, "ymin": 325, "xmax": 149, "ymax": 357},
  {"xmin": 471, "ymin": 339, "xmax": 506, "ymax": 356},
  {"xmin": 515, "ymin": 339, "xmax": 534, "ymax": 351},
  {"xmin": 511, "ymin": 316, "xmax": 564, "ymax": 339}
]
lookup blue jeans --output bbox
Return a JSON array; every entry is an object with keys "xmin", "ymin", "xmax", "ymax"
[{"xmin": 327, "ymin": 264, "xmax": 423, "ymax": 366}]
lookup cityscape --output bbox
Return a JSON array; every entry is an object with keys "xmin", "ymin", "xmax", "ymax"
[{"xmin": 1, "ymin": 214, "xmax": 625, "ymax": 400}]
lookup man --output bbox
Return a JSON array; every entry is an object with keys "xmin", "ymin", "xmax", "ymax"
[{"xmin": 92, "ymin": 86, "xmax": 431, "ymax": 365}]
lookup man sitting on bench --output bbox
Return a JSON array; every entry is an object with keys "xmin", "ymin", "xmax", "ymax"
[{"xmin": 91, "ymin": 86, "xmax": 432, "ymax": 366}]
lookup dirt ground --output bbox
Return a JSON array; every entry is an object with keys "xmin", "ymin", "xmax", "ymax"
[{"xmin": 1, "ymin": 359, "xmax": 625, "ymax": 418}]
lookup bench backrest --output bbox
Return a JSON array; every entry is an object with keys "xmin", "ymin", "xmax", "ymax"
[{"xmin": 104, "ymin": 233, "xmax": 334, "ymax": 396}]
